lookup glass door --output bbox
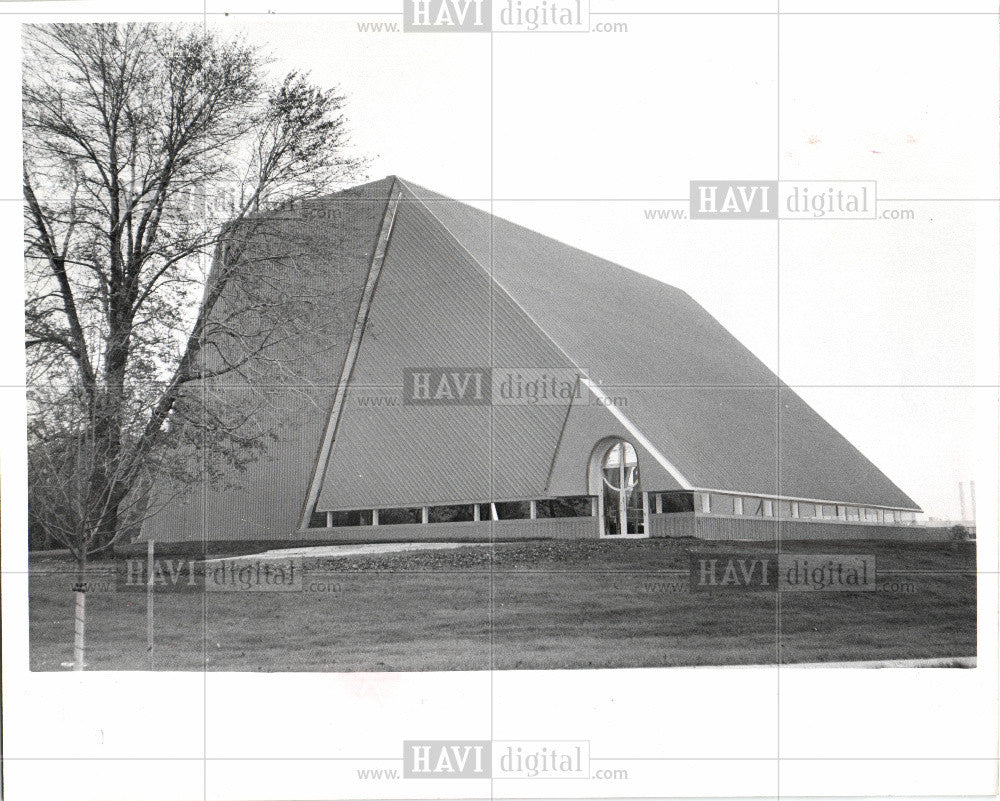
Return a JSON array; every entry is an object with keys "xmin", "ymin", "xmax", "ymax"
[{"xmin": 601, "ymin": 440, "xmax": 643, "ymax": 536}]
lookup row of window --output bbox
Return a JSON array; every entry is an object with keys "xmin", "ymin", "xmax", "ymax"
[
  {"xmin": 308, "ymin": 496, "xmax": 593, "ymax": 528},
  {"xmin": 677, "ymin": 492, "xmax": 916, "ymax": 524},
  {"xmin": 309, "ymin": 492, "xmax": 916, "ymax": 529}
]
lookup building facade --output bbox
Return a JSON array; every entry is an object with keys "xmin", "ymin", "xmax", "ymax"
[{"xmin": 142, "ymin": 177, "xmax": 929, "ymax": 546}]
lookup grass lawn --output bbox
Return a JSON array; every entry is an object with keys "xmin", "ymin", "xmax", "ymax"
[{"xmin": 28, "ymin": 539, "xmax": 976, "ymax": 671}]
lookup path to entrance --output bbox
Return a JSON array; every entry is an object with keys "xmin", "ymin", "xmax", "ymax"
[{"xmin": 201, "ymin": 541, "xmax": 494, "ymax": 564}]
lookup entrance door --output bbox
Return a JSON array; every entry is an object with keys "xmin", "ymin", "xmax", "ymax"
[{"xmin": 599, "ymin": 440, "xmax": 644, "ymax": 537}]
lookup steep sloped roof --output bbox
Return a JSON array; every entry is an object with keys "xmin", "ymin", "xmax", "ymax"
[
  {"xmin": 313, "ymin": 185, "xmax": 589, "ymax": 510},
  {"xmin": 144, "ymin": 177, "xmax": 396, "ymax": 543},
  {"xmin": 389, "ymin": 179, "xmax": 919, "ymax": 510}
]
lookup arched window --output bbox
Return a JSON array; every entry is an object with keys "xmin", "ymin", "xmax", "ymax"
[{"xmin": 599, "ymin": 439, "xmax": 644, "ymax": 536}]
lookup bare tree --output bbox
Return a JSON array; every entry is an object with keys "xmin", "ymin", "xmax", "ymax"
[{"xmin": 23, "ymin": 22, "xmax": 366, "ymax": 668}]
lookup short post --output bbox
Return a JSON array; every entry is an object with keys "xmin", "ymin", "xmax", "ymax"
[
  {"xmin": 372, "ymin": 508, "xmax": 379, "ymax": 527},
  {"xmin": 529, "ymin": 500, "xmax": 537, "ymax": 520},
  {"xmin": 146, "ymin": 539, "xmax": 155, "ymax": 670},
  {"xmin": 421, "ymin": 506, "xmax": 429, "ymax": 524},
  {"xmin": 473, "ymin": 504, "xmax": 480, "ymax": 522},
  {"xmin": 72, "ymin": 571, "xmax": 86, "ymax": 672}
]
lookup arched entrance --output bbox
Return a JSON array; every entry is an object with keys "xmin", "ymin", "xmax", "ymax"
[{"xmin": 590, "ymin": 438, "xmax": 647, "ymax": 537}]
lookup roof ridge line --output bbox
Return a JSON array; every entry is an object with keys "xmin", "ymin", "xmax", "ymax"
[{"xmin": 396, "ymin": 178, "xmax": 692, "ymax": 491}]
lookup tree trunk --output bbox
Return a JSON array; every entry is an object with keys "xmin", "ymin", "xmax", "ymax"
[
  {"xmin": 88, "ymin": 313, "xmax": 131, "ymax": 554},
  {"xmin": 84, "ymin": 395, "xmax": 128, "ymax": 555}
]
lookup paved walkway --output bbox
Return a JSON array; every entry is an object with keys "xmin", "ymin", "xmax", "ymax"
[
  {"xmin": 710, "ymin": 656, "xmax": 976, "ymax": 669},
  {"xmin": 202, "ymin": 541, "xmax": 492, "ymax": 564},
  {"xmin": 782, "ymin": 656, "xmax": 976, "ymax": 668}
]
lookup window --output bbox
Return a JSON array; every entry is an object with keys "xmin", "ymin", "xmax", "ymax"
[
  {"xmin": 536, "ymin": 497, "xmax": 593, "ymax": 518},
  {"xmin": 309, "ymin": 510, "xmax": 327, "ymax": 528},
  {"xmin": 837, "ymin": 505, "xmax": 848, "ymax": 520},
  {"xmin": 846, "ymin": 506, "xmax": 860, "ymax": 521},
  {"xmin": 745, "ymin": 498, "xmax": 775, "ymax": 517},
  {"xmin": 798, "ymin": 502, "xmax": 816, "ymax": 518},
  {"xmin": 661, "ymin": 492, "xmax": 695, "ymax": 514},
  {"xmin": 899, "ymin": 511, "xmax": 916, "ymax": 524},
  {"xmin": 428, "ymin": 505, "xmax": 474, "ymax": 523},
  {"xmin": 697, "ymin": 492, "xmax": 711, "ymax": 514},
  {"xmin": 776, "ymin": 500, "xmax": 793, "ymax": 518},
  {"xmin": 884, "ymin": 510, "xmax": 896, "ymax": 523},
  {"xmin": 820, "ymin": 504, "xmax": 837, "ymax": 519},
  {"xmin": 494, "ymin": 501, "xmax": 532, "ymax": 520},
  {"xmin": 326, "ymin": 510, "xmax": 372, "ymax": 527},
  {"xmin": 600, "ymin": 440, "xmax": 643, "ymax": 535},
  {"xmin": 863, "ymin": 508, "xmax": 879, "ymax": 522},
  {"xmin": 379, "ymin": 507, "xmax": 422, "ymax": 525},
  {"xmin": 709, "ymin": 494, "xmax": 735, "ymax": 515}
]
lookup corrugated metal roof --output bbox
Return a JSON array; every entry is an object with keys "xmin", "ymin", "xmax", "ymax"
[
  {"xmin": 314, "ymin": 195, "xmax": 581, "ymax": 510},
  {"xmin": 398, "ymin": 179, "xmax": 919, "ymax": 510},
  {"xmin": 143, "ymin": 178, "xmax": 395, "ymax": 542}
]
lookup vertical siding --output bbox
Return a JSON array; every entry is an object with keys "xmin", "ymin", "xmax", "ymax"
[
  {"xmin": 695, "ymin": 515, "xmax": 953, "ymax": 542},
  {"xmin": 649, "ymin": 512, "xmax": 696, "ymax": 538}
]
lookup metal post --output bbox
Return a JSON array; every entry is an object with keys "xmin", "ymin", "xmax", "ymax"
[{"xmin": 147, "ymin": 539, "xmax": 155, "ymax": 670}]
